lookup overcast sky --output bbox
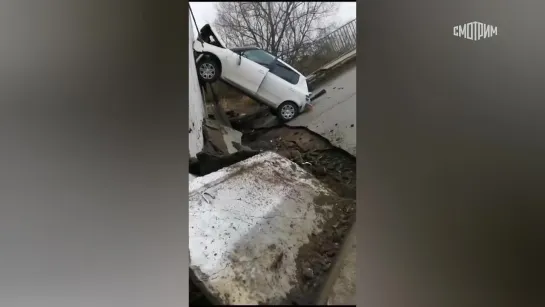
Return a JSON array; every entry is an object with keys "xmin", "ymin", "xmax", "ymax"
[{"xmin": 189, "ymin": 2, "xmax": 357, "ymax": 36}]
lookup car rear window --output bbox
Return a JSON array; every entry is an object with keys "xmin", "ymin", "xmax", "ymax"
[{"xmin": 271, "ymin": 62, "xmax": 300, "ymax": 85}]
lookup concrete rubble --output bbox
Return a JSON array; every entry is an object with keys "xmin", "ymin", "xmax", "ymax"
[
  {"xmin": 189, "ymin": 124, "xmax": 357, "ymax": 305},
  {"xmin": 189, "ymin": 50, "xmax": 357, "ymax": 306},
  {"xmin": 189, "ymin": 151, "xmax": 355, "ymax": 305},
  {"xmin": 202, "ymin": 118, "xmax": 247, "ymax": 155}
]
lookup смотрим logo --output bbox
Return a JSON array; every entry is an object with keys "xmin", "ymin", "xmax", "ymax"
[{"xmin": 453, "ymin": 21, "xmax": 498, "ymax": 41}]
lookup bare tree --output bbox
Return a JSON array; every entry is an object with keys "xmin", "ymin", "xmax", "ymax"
[{"xmin": 213, "ymin": 2, "xmax": 339, "ymax": 65}]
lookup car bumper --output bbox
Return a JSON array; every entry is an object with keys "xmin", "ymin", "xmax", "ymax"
[{"xmin": 300, "ymin": 95, "xmax": 311, "ymax": 111}]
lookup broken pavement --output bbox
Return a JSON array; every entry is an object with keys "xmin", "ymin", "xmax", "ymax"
[
  {"xmin": 190, "ymin": 50, "xmax": 357, "ymax": 306},
  {"xmin": 189, "ymin": 151, "xmax": 355, "ymax": 305},
  {"xmin": 190, "ymin": 123, "xmax": 357, "ymax": 305}
]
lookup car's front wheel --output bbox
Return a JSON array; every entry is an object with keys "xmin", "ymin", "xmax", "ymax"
[
  {"xmin": 196, "ymin": 58, "xmax": 220, "ymax": 83},
  {"xmin": 277, "ymin": 101, "xmax": 299, "ymax": 122}
]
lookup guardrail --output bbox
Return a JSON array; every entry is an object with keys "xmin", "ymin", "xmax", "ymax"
[
  {"xmin": 295, "ymin": 19, "xmax": 357, "ymax": 76},
  {"xmin": 315, "ymin": 19, "xmax": 357, "ymax": 56},
  {"xmin": 306, "ymin": 49, "xmax": 356, "ymax": 86}
]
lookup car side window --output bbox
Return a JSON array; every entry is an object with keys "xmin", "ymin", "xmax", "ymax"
[
  {"xmin": 270, "ymin": 62, "xmax": 300, "ymax": 85},
  {"xmin": 242, "ymin": 50, "xmax": 276, "ymax": 67}
]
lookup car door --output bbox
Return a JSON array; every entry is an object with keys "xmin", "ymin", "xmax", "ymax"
[
  {"xmin": 257, "ymin": 60, "xmax": 302, "ymax": 108},
  {"xmin": 231, "ymin": 49, "xmax": 275, "ymax": 94}
]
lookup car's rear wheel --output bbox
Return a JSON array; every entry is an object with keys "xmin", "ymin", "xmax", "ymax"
[
  {"xmin": 197, "ymin": 58, "xmax": 220, "ymax": 83},
  {"xmin": 277, "ymin": 101, "xmax": 299, "ymax": 122}
]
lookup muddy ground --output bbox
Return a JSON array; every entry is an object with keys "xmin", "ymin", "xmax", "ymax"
[
  {"xmin": 242, "ymin": 126, "xmax": 356, "ymax": 198},
  {"xmin": 242, "ymin": 126, "xmax": 356, "ymax": 305},
  {"xmin": 189, "ymin": 125, "xmax": 356, "ymax": 305}
]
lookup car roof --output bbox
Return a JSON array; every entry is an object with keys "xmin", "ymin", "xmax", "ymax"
[{"xmin": 230, "ymin": 46, "xmax": 260, "ymax": 53}]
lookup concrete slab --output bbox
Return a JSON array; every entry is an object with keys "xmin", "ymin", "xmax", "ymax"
[
  {"xmin": 189, "ymin": 152, "xmax": 353, "ymax": 305},
  {"xmin": 221, "ymin": 126, "xmax": 243, "ymax": 153},
  {"xmin": 203, "ymin": 119, "xmax": 243, "ymax": 155}
]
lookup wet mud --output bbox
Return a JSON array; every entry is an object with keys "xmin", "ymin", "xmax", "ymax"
[{"xmin": 242, "ymin": 125, "xmax": 356, "ymax": 305}]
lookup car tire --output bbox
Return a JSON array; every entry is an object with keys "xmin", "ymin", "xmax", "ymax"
[
  {"xmin": 277, "ymin": 101, "xmax": 299, "ymax": 122},
  {"xmin": 196, "ymin": 58, "xmax": 220, "ymax": 83}
]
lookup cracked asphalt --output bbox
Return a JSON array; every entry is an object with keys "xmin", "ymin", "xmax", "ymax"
[
  {"xmin": 290, "ymin": 64, "xmax": 357, "ymax": 155},
  {"xmin": 290, "ymin": 63, "xmax": 357, "ymax": 305}
]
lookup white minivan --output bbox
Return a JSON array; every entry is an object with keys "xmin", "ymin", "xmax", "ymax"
[{"xmin": 193, "ymin": 24, "xmax": 311, "ymax": 122}]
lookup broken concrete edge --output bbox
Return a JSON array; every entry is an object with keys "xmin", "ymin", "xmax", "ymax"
[
  {"xmin": 307, "ymin": 49, "xmax": 356, "ymax": 80},
  {"xmin": 241, "ymin": 125, "xmax": 358, "ymax": 304},
  {"xmin": 189, "ymin": 266, "xmax": 223, "ymax": 306},
  {"xmin": 188, "ymin": 130, "xmax": 357, "ymax": 304},
  {"xmin": 316, "ymin": 223, "xmax": 356, "ymax": 305},
  {"xmin": 279, "ymin": 216, "xmax": 357, "ymax": 306},
  {"xmin": 189, "ymin": 152, "xmax": 355, "ymax": 305},
  {"xmin": 191, "ymin": 150, "xmax": 262, "ymax": 176},
  {"xmin": 202, "ymin": 118, "xmax": 245, "ymax": 155},
  {"xmin": 229, "ymin": 106, "xmax": 270, "ymax": 126},
  {"xmin": 308, "ymin": 56, "xmax": 357, "ymax": 90},
  {"xmin": 187, "ymin": 190, "xmax": 354, "ymax": 306},
  {"xmin": 246, "ymin": 123, "xmax": 357, "ymax": 161},
  {"xmin": 189, "ymin": 117, "xmax": 261, "ymax": 177}
]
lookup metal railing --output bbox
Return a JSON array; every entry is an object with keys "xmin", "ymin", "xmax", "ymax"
[
  {"xmin": 294, "ymin": 18, "xmax": 357, "ymax": 75},
  {"xmin": 315, "ymin": 18, "xmax": 357, "ymax": 55}
]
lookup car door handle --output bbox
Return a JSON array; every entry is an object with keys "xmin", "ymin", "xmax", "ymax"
[
  {"xmin": 289, "ymin": 88, "xmax": 295, "ymax": 92},
  {"xmin": 258, "ymin": 70, "xmax": 265, "ymax": 74}
]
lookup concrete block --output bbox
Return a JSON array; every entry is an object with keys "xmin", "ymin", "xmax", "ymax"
[
  {"xmin": 189, "ymin": 152, "xmax": 354, "ymax": 305},
  {"xmin": 203, "ymin": 119, "xmax": 243, "ymax": 155}
]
